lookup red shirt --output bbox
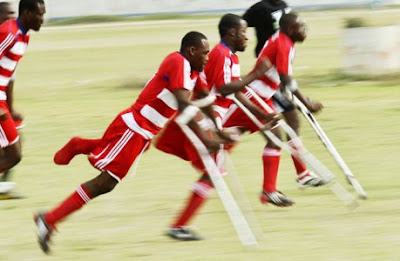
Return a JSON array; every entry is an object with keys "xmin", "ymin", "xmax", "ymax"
[
  {"xmin": 204, "ymin": 42, "xmax": 240, "ymax": 119},
  {"xmin": 129, "ymin": 52, "xmax": 206, "ymax": 137},
  {"xmin": 0, "ymin": 19, "xmax": 30, "ymax": 102},
  {"xmin": 249, "ymin": 31, "xmax": 295, "ymax": 99}
]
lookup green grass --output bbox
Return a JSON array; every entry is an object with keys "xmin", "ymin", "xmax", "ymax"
[{"xmin": 1, "ymin": 8, "xmax": 399, "ymax": 261}]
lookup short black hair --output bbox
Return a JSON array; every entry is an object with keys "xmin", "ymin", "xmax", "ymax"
[
  {"xmin": 180, "ymin": 31, "xmax": 207, "ymax": 52},
  {"xmin": 279, "ymin": 12, "xmax": 299, "ymax": 32},
  {"xmin": 218, "ymin": 13, "xmax": 242, "ymax": 38},
  {"xmin": 19, "ymin": 0, "xmax": 44, "ymax": 15},
  {"xmin": 0, "ymin": 2, "xmax": 11, "ymax": 9}
]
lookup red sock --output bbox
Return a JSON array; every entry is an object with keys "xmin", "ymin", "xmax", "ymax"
[
  {"xmin": 54, "ymin": 137, "xmax": 100, "ymax": 165},
  {"xmin": 288, "ymin": 138, "xmax": 309, "ymax": 176},
  {"xmin": 171, "ymin": 180, "xmax": 213, "ymax": 228},
  {"xmin": 262, "ymin": 147, "xmax": 281, "ymax": 193},
  {"xmin": 45, "ymin": 184, "xmax": 92, "ymax": 228},
  {"xmin": 291, "ymin": 155, "xmax": 308, "ymax": 176}
]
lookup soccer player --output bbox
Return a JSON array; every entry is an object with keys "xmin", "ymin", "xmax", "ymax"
[
  {"xmin": 0, "ymin": 0, "xmax": 45, "ymax": 196},
  {"xmin": 244, "ymin": 2, "xmax": 325, "ymax": 189},
  {"xmin": 34, "ymin": 31, "xmax": 225, "ymax": 254},
  {"xmin": 223, "ymin": 12, "xmax": 325, "ymax": 207},
  {"xmin": 155, "ymin": 14, "xmax": 276, "ymax": 241}
]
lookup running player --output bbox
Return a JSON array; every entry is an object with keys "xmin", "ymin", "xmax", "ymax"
[
  {"xmin": 0, "ymin": 0, "xmax": 45, "ymax": 196},
  {"xmin": 244, "ymin": 2, "xmax": 325, "ymax": 186},
  {"xmin": 34, "ymin": 31, "xmax": 224, "ymax": 254},
  {"xmin": 223, "ymin": 12, "xmax": 325, "ymax": 207}
]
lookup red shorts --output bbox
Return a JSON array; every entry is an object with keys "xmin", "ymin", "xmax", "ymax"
[
  {"xmin": 88, "ymin": 112, "xmax": 150, "ymax": 181},
  {"xmin": 222, "ymin": 94, "xmax": 275, "ymax": 133},
  {"xmin": 155, "ymin": 120, "xmax": 208, "ymax": 172},
  {"xmin": 0, "ymin": 104, "xmax": 19, "ymax": 148}
]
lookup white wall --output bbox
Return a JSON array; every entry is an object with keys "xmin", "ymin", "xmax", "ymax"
[{"xmin": 7, "ymin": 0, "xmax": 400, "ymax": 20}]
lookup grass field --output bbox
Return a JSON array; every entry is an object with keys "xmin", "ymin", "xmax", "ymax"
[{"xmin": 0, "ymin": 8, "xmax": 399, "ymax": 261}]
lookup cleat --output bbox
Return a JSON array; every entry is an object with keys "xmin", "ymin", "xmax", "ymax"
[
  {"xmin": 34, "ymin": 212, "xmax": 53, "ymax": 254},
  {"xmin": 296, "ymin": 171, "xmax": 329, "ymax": 188},
  {"xmin": 260, "ymin": 190, "xmax": 294, "ymax": 207},
  {"xmin": 166, "ymin": 226, "xmax": 203, "ymax": 241},
  {"xmin": 0, "ymin": 181, "xmax": 15, "ymax": 194}
]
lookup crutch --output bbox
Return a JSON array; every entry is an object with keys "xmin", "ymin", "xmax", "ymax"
[
  {"xmin": 232, "ymin": 92, "xmax": 358, "ymax": 208},
  {"xmin": 288, "ymin": 93, "xmax": 367, "ymax": 199},
  {"xmin": 177, "ymin": 122, "xmax": 259, "ymax": 247}
]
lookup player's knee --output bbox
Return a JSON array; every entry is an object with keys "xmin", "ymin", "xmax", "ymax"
[
  {"xmin": 96, "ymin": 173, "xmax": 118, "ymax": 195},
  {"xmin": 98, "ymin": 180, "xmax": 117, "ymax": 195}
]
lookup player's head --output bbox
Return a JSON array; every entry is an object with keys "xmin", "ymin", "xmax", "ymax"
[
  {"xmin": 279, "ymin": 12, "xmax": 307, "ymax": 43},
  {"xmin": 218, "ymin": 13, "xmax": 248, "ymax": 52},
  {"xmin": 264, "ymin": 0, "xmax": 283, "ymax": 5},
  {"xmin": 180, "ymin": 31, "xmax": 209, "ymax": 72},
  {"xmin": 0, "ymin": 2, "xmax": 15, "ymax": 24},
  {"xmin": 18, "ymin": 0, "xmax": 45, "ymax": 31}
]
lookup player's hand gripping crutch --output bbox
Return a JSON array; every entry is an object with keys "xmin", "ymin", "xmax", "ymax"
[
  {"xmin": 176, "ymin": 122, "xmax": 259, "ymax": 247},
  {"xmin": 233, "ymin": 91, "xmax": 358, "ymax": 208},
  {"xmin": 287, "ymin": 92, "xmax": 367, "ymax": 199}
]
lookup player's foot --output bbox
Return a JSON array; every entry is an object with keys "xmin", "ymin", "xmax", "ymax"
[
  {"xmin": 54, "ymin": 137, "xmax": 82, "ymax": 165},
  {"xmin": 296, "ymin": 171, "xmax": 328, "ymax": 188},
  {"xmin": 34, "ymin": 212, "xmax": 54, "ymax": 254},
  {"xmin": 166, "ymin": 226, "xmax": 203, "ymax": 241},
  {"xmin": 260, "ymin": 190, "xmax": 294, "ymax": 207}
]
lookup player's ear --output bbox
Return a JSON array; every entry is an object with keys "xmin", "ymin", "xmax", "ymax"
[
  {"xmin": 188, "ymin": 46, "xmax": 196, "ymax": 57},
  {"xmin": 228, "ymin": 28, "xmax": 236, "ymax": 37}
]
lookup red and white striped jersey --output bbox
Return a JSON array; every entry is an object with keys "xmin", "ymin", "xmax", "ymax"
[
  {"xmin": 124, "ymin": 52, "xmax": 207, "ymax": 139},
  {"xmin": 249, "ymin": 31, "xmax": 295, "ymax": 99},
  {"xmin": 204, "ymin": 42, "xmax": 241, "ymax": 120},
  {"xmin": 0, "ymin": 19, "xmax": 30, "ymax": 102}
]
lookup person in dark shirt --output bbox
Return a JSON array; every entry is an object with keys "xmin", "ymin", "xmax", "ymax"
[{"xmin": 243, "ymin": 0, "xmax": 291, "ymax": 57}]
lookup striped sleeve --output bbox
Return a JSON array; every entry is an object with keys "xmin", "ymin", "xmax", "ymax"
[{"xmin": 0, "ymin": 31, "xmax": 15, "ymax": 58}]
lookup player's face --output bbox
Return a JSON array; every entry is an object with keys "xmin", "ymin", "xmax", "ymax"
[
  {"xmin": 0, "ymin": 4, "xmax": 15, "ymax": 24},
  {"xmin": 27, "ymin": 3, "xmax": 46, "ymax": 31},
  {"xmin": 192, "ymin": 39, "xmax": 210, "ymax": 72},
  {"xmin": 235, "ymin": 20, "xmax": 248, "ymax": 52}
]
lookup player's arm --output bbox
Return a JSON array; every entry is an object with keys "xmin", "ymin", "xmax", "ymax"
[
  {"xmin": 279, "ymin": 74, "xmax": 323, "ymax": 113},
  {"xmin": 192, "ymin": 88, "xmax": 234, "ymax": 142},
  {"xmin": 6, "ymin": 77, "xmax": 23, "ymax": 121},
  {"xmin": 172, "ymin": 88, "xmax": 222, "ymax": 153},
  {"xmin": 235, "ymin": 91, "xmax": 279, "ymax": 125},
  {"xmin": 218, "ymin": 57, "xmax": 272, "ymax": 96}
]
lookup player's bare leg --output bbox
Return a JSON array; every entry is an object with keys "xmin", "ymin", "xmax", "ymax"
[
  {"xmin": 0, "ymin": 140, "xmax": 22, "ymax": 199},
  {"xmin": 34, "ymin": 171, "xmax": 118, "ymax": 253}
]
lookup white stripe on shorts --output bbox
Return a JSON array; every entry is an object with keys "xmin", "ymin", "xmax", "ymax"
[
  {"xmin": 0, "ymin": 125, "xmax": 9, "ymax": 148},
  {"xmin": 95, "ymin": 129, "xmax": 134, "ymax": 169}
]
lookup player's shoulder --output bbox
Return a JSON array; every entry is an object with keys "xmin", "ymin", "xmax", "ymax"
[
  {"xmin": 210, "ymin": 43, "xmax": 230, "ymax": 58},
  {"xmin": 0, "ymin": 19, "xmax": 18, "ymax": 35},
  {"xmin": 277, "ymin": 31, "xmax": 294, "ymax": 47},
  {"xmin": 164, "ymin": 52, "xmax": 183, "ymax": 62}
]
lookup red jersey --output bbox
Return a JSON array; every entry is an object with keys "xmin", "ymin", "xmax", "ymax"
[
  {"xmin": 124, "ymin": 52, "xmax": 206, "ymax": 139},
  {"xmin": 249, "ymin": 31, "xmax": 295, "ymax": 99},
  {"xmin": 0, "ymin": 19, "xmax": 30, "ymax": 102},
  {"xmin": 204, "ymin": 42, "xmax": 241, "ymax": 119}
]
